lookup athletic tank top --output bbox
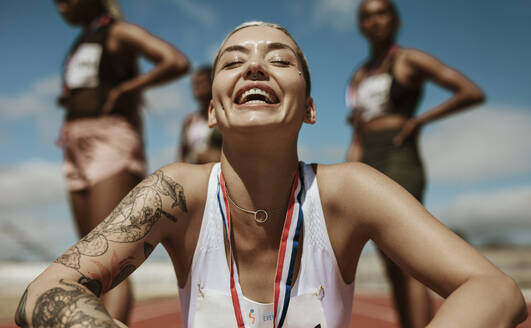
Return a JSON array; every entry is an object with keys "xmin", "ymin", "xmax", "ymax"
[
  {"xmin": 61, "ymin": 15, "xmax": 139, "ymax": 121},
  {"xmin": 178, "ymin": 163, "xmax": 354, "ymax": 328},
  {"xmin": 346, "ymin": 46, "xmax": 423, "ymax": 123}
]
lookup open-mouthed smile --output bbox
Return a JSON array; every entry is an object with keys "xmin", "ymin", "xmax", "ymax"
[{"xmin": 234, "ymin": 84, "xmax": 280, "ymax": 105}]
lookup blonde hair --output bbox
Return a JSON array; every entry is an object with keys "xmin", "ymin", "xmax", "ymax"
[
  {"xmin": 213, "ymin": 21, "xmax": 311, "ymax": 95},
  {"xmin": 101, "ymin": 0, "xmax": 123, "ymax": 20}
]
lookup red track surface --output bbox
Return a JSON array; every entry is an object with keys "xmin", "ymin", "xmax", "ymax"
[{"xmin": 2, "ymin": 295, "xmax": 530, "ymax": 327}]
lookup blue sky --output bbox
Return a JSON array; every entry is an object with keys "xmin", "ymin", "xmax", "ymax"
[{"xmin": 1, "ymin": 0, "xmax": 530, "ymax": 260}]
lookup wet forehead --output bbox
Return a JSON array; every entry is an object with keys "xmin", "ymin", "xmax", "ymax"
[
  {"xmin": 361, "ymin": 0, "xmax": 391, "ymax": 14},
  {"xmin": 221, "ymin": 26, "xmax": 299, "ymax": 55}
]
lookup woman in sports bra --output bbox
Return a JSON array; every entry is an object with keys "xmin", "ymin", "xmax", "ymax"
[
  {"xmin": 53, "ymin": 0, "xmax": 189, "ymax": 323},
  {"xmin": 346, "ymin": 1, "xmax": 486, "ymax": 327},
  {"xmin": 16, "ymin": 21, "xmax": 526, "ymax": 328},
  {"xmin": 179, "ymin": 65, "xmax": 222, "ymax": 164}
]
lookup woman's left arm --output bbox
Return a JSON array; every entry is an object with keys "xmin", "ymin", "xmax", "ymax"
[
  {"xmin": 338, "ymin": 163, "xmax": 527, "ymax": 327},
  {"xmin": 394, "ymin": 49, "xmax": 485, "ymax": 145},
  {"xmin": 102, "ymin": 21, "xmax": 190, "ymax": 114}
]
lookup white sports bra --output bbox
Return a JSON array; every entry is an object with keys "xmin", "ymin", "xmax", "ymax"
[
  {"xmin": 178, "ymin": 163, "xmax": 354, "ymax": 328},
  {"xmin": 346, "ymin": 73, "xmax": 393, "ymax": 123}
]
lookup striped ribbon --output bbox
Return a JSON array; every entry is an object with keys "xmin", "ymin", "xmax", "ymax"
[{"xmin": 217, "ymin": 164, "xmax": 305, "ymax": 328}]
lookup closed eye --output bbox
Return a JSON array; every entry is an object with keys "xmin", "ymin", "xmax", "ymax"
[
  {"xmin": 271, "ymin": 60, "xmax": 291, "ymax": 66},
  {"xmin": 223, "ymin": 61, "xmax": 243, "ymax": 69}
]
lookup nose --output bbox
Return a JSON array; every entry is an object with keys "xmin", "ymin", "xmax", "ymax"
[
  {"xmin": 244, "ymin": 60, "xmax": 268, "ymax": 81},
  {"xmin": 365, "ymin": 15, "xmax": 378, "ymax": 28}
]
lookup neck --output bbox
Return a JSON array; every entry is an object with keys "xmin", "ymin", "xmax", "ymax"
[
  {"xmin": 198, "ymin": 101, "xmax": 210, "ymax": 117},
  {"xmin": 369, "ymin": 40, "xmax": 395, "ymax": 66},
  {"xmin": 81, "ymin": 10, "xmax": 106, "ymax": 29},
  {"xmin": 220, "ymin": 137, "xmax": 299, "ymax": 223}
]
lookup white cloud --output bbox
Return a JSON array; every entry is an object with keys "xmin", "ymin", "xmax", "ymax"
[
  {"xmin": 0, "ymin": 212, "xmax": 77, "ymax": 261},
  {"xmin": 312, "ymin": 0, "xmax": 360, "ymax": 31},
  {"xmin": 299, "ymin": 144, "xmax": 346, "ymax": 164},
  {"xmin": 435, "ymin": 185, "xmax": 531, "ymax": 226},
  {"xmin": 170, "ymin": 0, "xmax": 218, "ymax": 27},
  {"xmin": 0, "ymin": 74, "xmax": 63, "ymax": 142},
  {"xmin": 0, "ymin": 74, "xmax": 60, "ymax": 120},
  {"xmin": 421, "ymin": 105, "xmax": 531, "ymax": 184},
  {"xmin": 0, "ymin": 160, "xmax": 65, "ymax": 211},
  {"xmin": 143, "ymin": 81, "xmax": 188, "ymax": 115}
]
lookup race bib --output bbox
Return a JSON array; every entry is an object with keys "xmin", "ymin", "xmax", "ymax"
[
  {"xmin": 65, "ymin": 43, "xmax": 102, "ymax": 89},
  {"xmin": 194, "ymin": 288, "xmax": 327, "ymax": 328}
]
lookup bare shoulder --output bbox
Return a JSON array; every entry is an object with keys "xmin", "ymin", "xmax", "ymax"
[
  {"xmin": 314, "ymin": 162, "xmax": 385, "ymax": 198},
  {"xmin": 314, "ymin": 162, "xmax": 417, "ymax": 222},
  {"xmin": 349, "ymin": 66, "xmax": 366, "ymax": 87},
  {"xmin": 159, "ymin": 162, "xmax": 216, "ymax": 213},
  {"xmin": 107, "ymin": 20, "xmax": 160, "ymax": 51},
  {"xmin": 105, "ymin": 21, "xmax": 146, "ymax": 53},
  {"xmin": 108, "ymin": 20, "xmax": 148, "ymax": 39},
  {"xmin": 313, "ymin": 162, "xmax": 380, "ymax": 215},
  {"xmin": 399, "ymin": 47, "xmax": 444, "ymax": 70},
  {"xmin": 400, "ymin": 47, "xmax": 434, "ymax": 61}
]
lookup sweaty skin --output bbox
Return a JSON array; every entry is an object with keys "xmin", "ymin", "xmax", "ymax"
[{"xmin": 16, "ymin": 23, "xmax": 526, "ymax": 328}]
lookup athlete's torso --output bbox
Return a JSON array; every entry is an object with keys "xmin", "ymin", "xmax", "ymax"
[
  {"xmin": 176, "ymin": 163, "xmax": 355, "ymax": 328},
  {"xmin": 60, "ymin": 15, "xmax": 141, "ymax": 127},
  {"xmin": 346, "ymin": 47, "xmax": 423, "ymax": 131}
]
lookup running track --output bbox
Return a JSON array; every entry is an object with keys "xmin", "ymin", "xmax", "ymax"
[{"xmin": 2, "ymin": 295, "xmax": 530, "ymax": 327}]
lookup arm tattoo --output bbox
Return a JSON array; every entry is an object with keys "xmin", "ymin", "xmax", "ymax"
[
  {"xmin": 110, "ymin": 264, "xmax": 136, "ymax": 289},
  {"xmin": 15, "ymin": 288, "xmax": 28, "ymax": 327},
  {"xmin": 32, "ymin": 279, "xmax": 118, "ymax": 328},
  {"xmin": 55, "ymin": 170, "xmax": 186, "ymax": 274},
  {"xmin": 77, "ymin": 276, "xmax": 103, "ymax": 297}
]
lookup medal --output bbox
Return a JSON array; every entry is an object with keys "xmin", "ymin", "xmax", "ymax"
[{"xmin": 217, "ymin": 164, "xmax": 305, "ymax": 328}]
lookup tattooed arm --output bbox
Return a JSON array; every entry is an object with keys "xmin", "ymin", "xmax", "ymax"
[{"xmin": 15, "ymin": 167, "xmax": 189, "ymax": 327}]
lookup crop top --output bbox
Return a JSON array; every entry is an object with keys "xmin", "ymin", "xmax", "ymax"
[
  {"xmin": 60, "ymin": 15, "xmax": 139, "ymax": 120},
  {"xmin": 346, "ymin": 47, "xmax": 423, "ymax": 123}
]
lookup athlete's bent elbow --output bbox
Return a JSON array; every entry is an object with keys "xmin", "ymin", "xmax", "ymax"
[
  {"xmin": 500, "ymin": 276, "xmax": 528, "ymax": 326},
  {"xmin": 467, "ymin": 87, "xmax": 485, "ymax": 106}
]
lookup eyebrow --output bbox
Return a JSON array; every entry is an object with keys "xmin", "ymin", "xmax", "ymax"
[
  {"xmin": 267, "ymin": 42, "xmax": 298, "ymax": 56},
  {"xmin": 218, "ymin": 42, "xmax": 298, "ymax": 59},
  {"xmin": 219, "ymin": 45, "xmax": 249, "ymax": 57}
]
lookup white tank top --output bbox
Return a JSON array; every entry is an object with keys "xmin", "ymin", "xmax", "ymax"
[{"xmin": 178, "ymin": 163, "xmax": 354, "ymax": 328}]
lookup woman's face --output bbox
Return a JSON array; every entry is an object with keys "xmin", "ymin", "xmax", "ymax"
[
  {"xmin": 192, "ymin": 72, "xmax": 212, "ymax": 103},
  {"xmin": 359, "ymin": 0, "xmax": 398, "ymax": 43},
  {"xmin": 54, "ymin": 0, "xmax": 94, "ymax": 25},
  {"xmin": 209, "ymin": 25, "xmax": 314, "ymax": 134}
]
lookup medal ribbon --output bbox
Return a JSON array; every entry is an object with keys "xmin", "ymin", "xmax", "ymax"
[{"xmin": 217, "ymin": 164, "xmax": 304, "ymax": 328}]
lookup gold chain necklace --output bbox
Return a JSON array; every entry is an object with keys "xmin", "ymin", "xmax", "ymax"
[
  {"xmin": 224, "ymin": 188, "xmax": 271, "ymax": 223},
  {"xmin": 223, "ymin": 170, "xmax": 297, "ymax": 223}
]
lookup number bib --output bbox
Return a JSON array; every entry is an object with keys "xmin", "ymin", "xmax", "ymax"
[{"xmin": 194, "ymin": 288, "xmax": 327, "ymax": 328}]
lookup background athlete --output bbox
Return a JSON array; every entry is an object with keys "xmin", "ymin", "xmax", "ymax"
[
  {"xmin": 53, "ymin": 0, "xmax": 189, "ymax": 323},
  {"xmin": 178, "ymin": 65, "xmax": 222, "ymax": 164},
  {"xmin": 346, "ymin": 1, "xmax": 485, "ymax": 326}
]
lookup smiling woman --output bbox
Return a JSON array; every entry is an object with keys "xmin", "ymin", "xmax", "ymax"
[{"xmin": 15, "ymin": 21, "xmax": 527, "ymax": 328}]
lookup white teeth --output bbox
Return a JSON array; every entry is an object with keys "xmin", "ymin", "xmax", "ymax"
[{"xmin": 238, "ymin": 87, "xmax": 275, "ymax": 104}]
